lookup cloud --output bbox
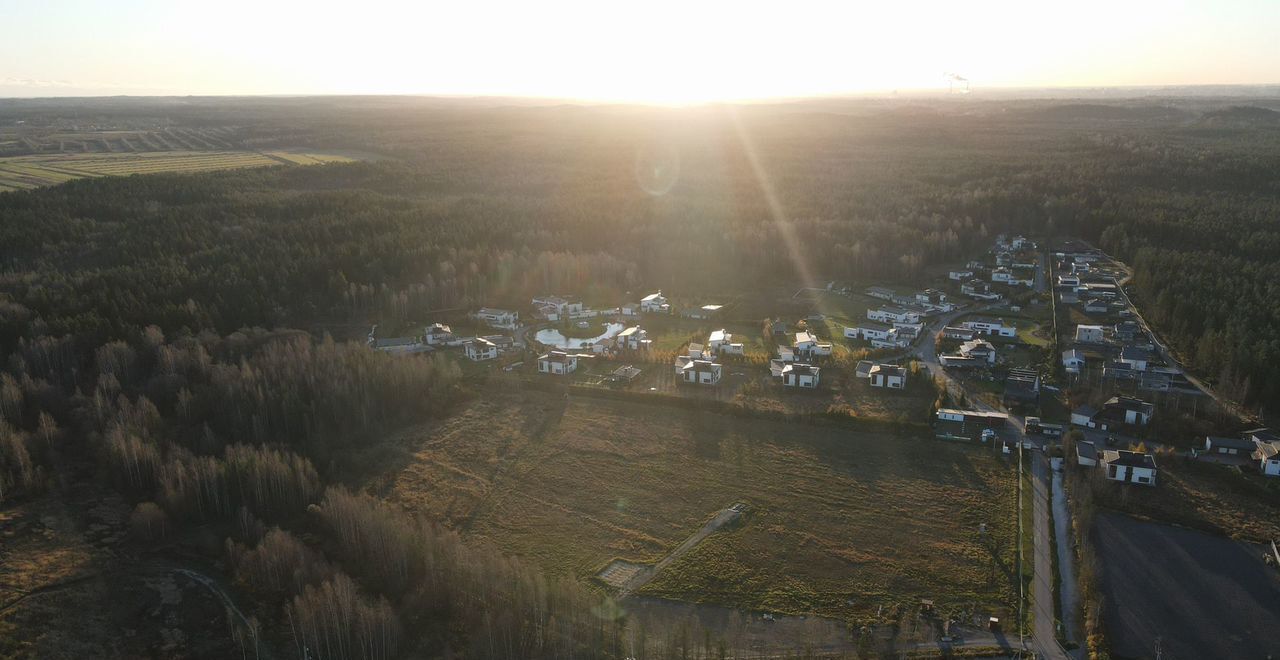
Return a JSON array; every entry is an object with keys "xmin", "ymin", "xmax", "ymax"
[{"xmin": 2, "ymin": 77, "xmax": 74, "ymax": 87}]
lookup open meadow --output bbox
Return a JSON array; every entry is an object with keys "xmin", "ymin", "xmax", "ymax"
[
  {"xmin": 372, "ymin": 389, "xmax": 1019, "ymax": 624},
  {"xmin": 0, "ymin": 150, "xmax": 354, "ymax": 190}
]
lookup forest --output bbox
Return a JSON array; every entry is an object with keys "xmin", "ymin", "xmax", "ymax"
[{"xmin": 3, "ymin": 96, "xmax": 1280, "ymax": 656}]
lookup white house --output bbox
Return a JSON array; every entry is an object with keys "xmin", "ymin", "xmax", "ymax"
[
  {"xmin": 961, "ymin": 280, "xmax": 1002, "ymax": 301},
  {"xmin": 949, "ymin": 269, "xmax": 975, "ymax": 281},
  {"xmin": 616, "ymin": 326, "xmax": 651, "ymax": 350},
  {"xmin": 1071, "ymin": 405, "xmax": 1104, "ymax": 429},
  {"xmin": 1062, "ymin": 349, "xmax": 1086, "ymax": 374},
  {"xmin": 620, "ymin": 302, "xmax": 641, "ymax": 317},
  {"xmin": 867, "ymin": 306, "xmax": 921, "ymax": 325},
  {"xmin": 1101, "ymin": 450, "xmax": 1158, "ymax": 486},
  {"xmin": 686, "ymin": 342, "xmax": 706, "ymax": 359},
  {"xmin": 1083, "ymin": 299, "xmax": 1109, "ymax": 314},
  {"xmin": 941, "ymin": 326, "xmax": 975, "ymax": 341},
  {"xmin": 1119, "ymin": 346, "xmax": 1152, "ymax": 372},
  {"xmin": 537, "ymin": 351, "xmax": 579, "ymax": 375},
  {"xmin": 464, "ymin": 337, "xmax": 499, "ymax": 361},
  {"xmin": 1057, "ymin": 274, "xmax": 1080, "ymax": 288},
  {"xmin": 707, "ymin": 329, "xmax": 743, "ymax": 355},
  {"xmin": 424, "ymin": 323, "xmax": 455, "ymax": 346},
  {"xmin": 961, "ymin": 317, "xmax": 1016, "ymax": 338},
  {"xmin": 1104, "ymin": 395, "xmax": 1155, "ymax": 426},
  {"xmin": 679, "ymin": 359, "xmax": 722, "ymax": 385},
  {"xmin": 958, "ymin": 338, "xmax": 997, "ymax": 364},
  {"xmin": 793, "ymin": 332, "xmax": 832, "ymax": 358},
  {"xmin": 781, "ymin": 363, "xmax": 820, "ymax": 388},
  {"xmin": 868, "ymin": 364, "xmax": 906, "ymax": 389},
  {"xmin": 1254, "ymin": 441, "xmax": 1280, "ymax": 477},
  {"xmin": 1075, "ymin": 325, "xmax": 1106, "ymax": 344},
  {"xmin": 991, "ymin": 267, "xmax": 1015, "ymax": 284},
  {"xmin": 640, "ymin": 291, "xmax": 670, "ymax": 313},
  {"xmin": 532, "ymin": 295, "xmax": 583, "ymax": 321},
  {"xmin": 475, "ymin": 307, "xmax": 519, "ymax": 329},
  {"xmin": 846, "ymin": 321, "xmax": 892, "ymax": 342}
]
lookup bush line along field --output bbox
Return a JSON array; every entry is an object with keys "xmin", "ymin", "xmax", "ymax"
[
  {"xmin": 0, "ymin": 150, "xmax": 354, "ymax": 190},
  {"xmin": 379, "ymin": 390, "xmax": 1020, "ymax": 623}
]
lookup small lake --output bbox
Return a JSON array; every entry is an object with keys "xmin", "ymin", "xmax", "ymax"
[{"xmin": 535, "ymin": 322, "xmax": 624, "ymax": 349}]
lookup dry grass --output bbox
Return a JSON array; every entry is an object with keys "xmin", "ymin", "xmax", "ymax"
[
  {"xmin": 0, "ymin": 150, "xmax": 354, "ymax": 189},
  {"xmin": 379, "ymin": 390, "xmax": 1019, "ymax": 623}
]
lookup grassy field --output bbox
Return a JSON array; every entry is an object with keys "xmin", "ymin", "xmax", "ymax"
[
  {"xmin": 374, "ymin": 390, "xmax": 1019, "ymax": 623},
  {"xmin": 0, "ymin": 150, "xmax": 354, "ymax": 190}
]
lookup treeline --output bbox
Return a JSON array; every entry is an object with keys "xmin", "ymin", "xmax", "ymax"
[{"xmin": 0, "ymin": 326, "xmax": 741, "ymax": 657}]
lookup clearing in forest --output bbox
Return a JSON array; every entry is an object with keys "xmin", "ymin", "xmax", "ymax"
[{"xmin": 378, "ymin": 390, "xmax": 1020, "ymax": 623}]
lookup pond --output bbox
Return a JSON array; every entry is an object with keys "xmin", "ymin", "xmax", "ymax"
[{"xmin": 535, "ymin": 322, "xmax": 624, "ymax": 349}]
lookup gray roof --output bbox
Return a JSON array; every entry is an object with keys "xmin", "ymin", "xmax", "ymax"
[
  {"xmin": 1120, "ymin": 346, "xmax": 1153, "ymax": 361},
  {"xmin": 1102, "ymin": 450, "xmax": 1157, "ymax": 470},
  {"xmin": 1206, "ymin": 435, "xmax": 1255, "ymax": 451}
]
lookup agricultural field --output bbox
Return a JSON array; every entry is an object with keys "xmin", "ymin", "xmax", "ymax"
[
  {"xmin": 373, "ymin": 390, "xmax": 1020, "ymax": 624},
  {"xmin": 0, "ymin": 150, "xmax": 354, "ymax": 191}
]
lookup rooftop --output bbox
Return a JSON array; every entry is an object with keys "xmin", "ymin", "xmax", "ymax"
[{"xmin": 1102, "ymin": 450, "xmax": 1157, "ymax": 470}]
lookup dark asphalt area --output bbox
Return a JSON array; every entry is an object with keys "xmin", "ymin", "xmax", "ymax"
[{"xmin": 1094, "ymin": 512, "xmax": 1280, "ymax": 659}]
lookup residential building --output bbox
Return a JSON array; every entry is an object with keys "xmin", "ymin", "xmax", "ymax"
[
  {"xmin": 781, "ymin": 363, "xmax": 820, "ymax": 388},
  {"xmin": 1203, "ymin": 435, "xmax": 1255, "ymax": 456},
  {"xmin": 865, "ymin": 286, "xmax": 897, "ymax": 301},
  {"xmin": 935, "ymin": 409, "xmax": 1009, "ymax": 441},
  {"xmin": 1253, "ymin": 441, "xmax": 1280, "ymax": 477},
  {"xmin": 1062, "ymin": 349, "xmax": 1086, "ymax": 374},
  {"xmin": 869, "ymin": 364, "xmax": 906, "ymax": 389},
  {"xmin": 943, "ymin": 326, "xmax": 976, "ymax": 341},
  {"xmin": 475, "ymin": 307, "xmax": 519, "ymax": 329},
  {"xmin": 1003, "ymin": 368, "xmax": 1041, "ymax": 404},
  {"xmin": 1113, "ymin": 320, "xmax": 1142, "ymax": 343},
  {"xmin": 1057, "ymin": 274, "xmax": 1080, "ymax": 288},
  {"xmin": 707, "ymin": 328, "xmax": 743, "ymax": 354},
  {"xmin": 616, "ymin": 326, "xmax": 651, "ymax": 350},
  {"xmin": 424, "ymin": 322, "xmax": 455, "ymax": 346},
  {"xmin": 949, "ymin": 269, "xmax": 974, "ymax": 281},
  {"xmin": 867, "ymin": 305, "xmax": 921, "ymax": 325},
  {"xmin": 686, "ymin": 342, "xmax": 706, "ymax": 359},
  {"xmin": 1076, "ymin": 440, "xmax": 1099, "ymax": 467},
  {"xmin": 854, "ymin": 360, "xmax": 874, "ymax": 379},
  {"xmin": 640, "ymin": 291, "xmax": 670, "ymax": 313},
  {"xmin": 620, "ymin": 302, "xmax": 641, "ymax": 317},
  {"xmin": 1103, "ymin": 395, "xmax": 1155, "ymax": 426},
  {"xmin": 537, "ymin": 351, "xmax": 579, "ymax": 375},
  {"xmin": 678, "ymin": 359, "xmax": 722, "ymax": 385},
  {"xmin": 958, "ymin": 338, "xmax": 997, "ymax": 364},
  {"xmin": 845, "ymin": 321, "xmax": 884, "ymax": 342},
  {"xmin": 960, "ymin": 317, "xmax": 1016, "ymax": 338},
  {"xmin": 464, "ymin": 337, "xmax": 499, "ymax": 361},
  {"xmin": 532, "ymin": 295, "xmax": 582, "ymax": 320},
  {"xmin": 961, "ymin": 279, "xmax": 1002, "ymax": 301},
  {"xmin": 1071, "ymin": 405, "xmax": 1105, "ymax": 429},
  {"xmin": 369, "ymin": 336, "xmax": 429, "ymax": 355},
  {"xmin": 1101, "ymin": 450, "xmax": 1158, "ymax": 486},
  {"xmin": 793, "ymin": 332, "xmax": 833, "ymax": 358},
  {"xmin": 1119, "ymin": 346, "xmax": 1152, "ymax": 372},
  {"xmin": 1083, "ymin": 299, "xmax": 1109, "ymax": 314},
  {"xmin": 1075, "ymin": 324, "xmax": 1106, "ymax": 344}
]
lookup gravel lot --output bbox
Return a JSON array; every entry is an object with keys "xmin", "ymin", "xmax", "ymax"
[{"xmin": 1094, "ymin": 512, "xmax": 1280, "ymax": 658}]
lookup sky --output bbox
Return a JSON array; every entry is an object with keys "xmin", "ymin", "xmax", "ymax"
[{"xmin": 3, "ymin": 0, "xmax": 1278, "ymax": 103}]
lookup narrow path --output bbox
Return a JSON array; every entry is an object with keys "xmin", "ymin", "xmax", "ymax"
[
  {"xmin": 1031, "ymin": 452, "xmax": 1071, "ymax": 660},
  {"xmin": 1051, "ymin": 468, "xmax": 1082, "ymax": 646},
  {"xmin": 620, "ymin": 504, "xmax": 745, "ymax": 596}
]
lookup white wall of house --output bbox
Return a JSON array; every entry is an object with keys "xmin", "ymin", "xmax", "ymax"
[
  {"xmin": 1262, "ymin": 457, "xmax": 1280, "ymax": 477},
  {"xmin": 1105, "ymin": 463, "xmax": 1156, "ymax": 486}
]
